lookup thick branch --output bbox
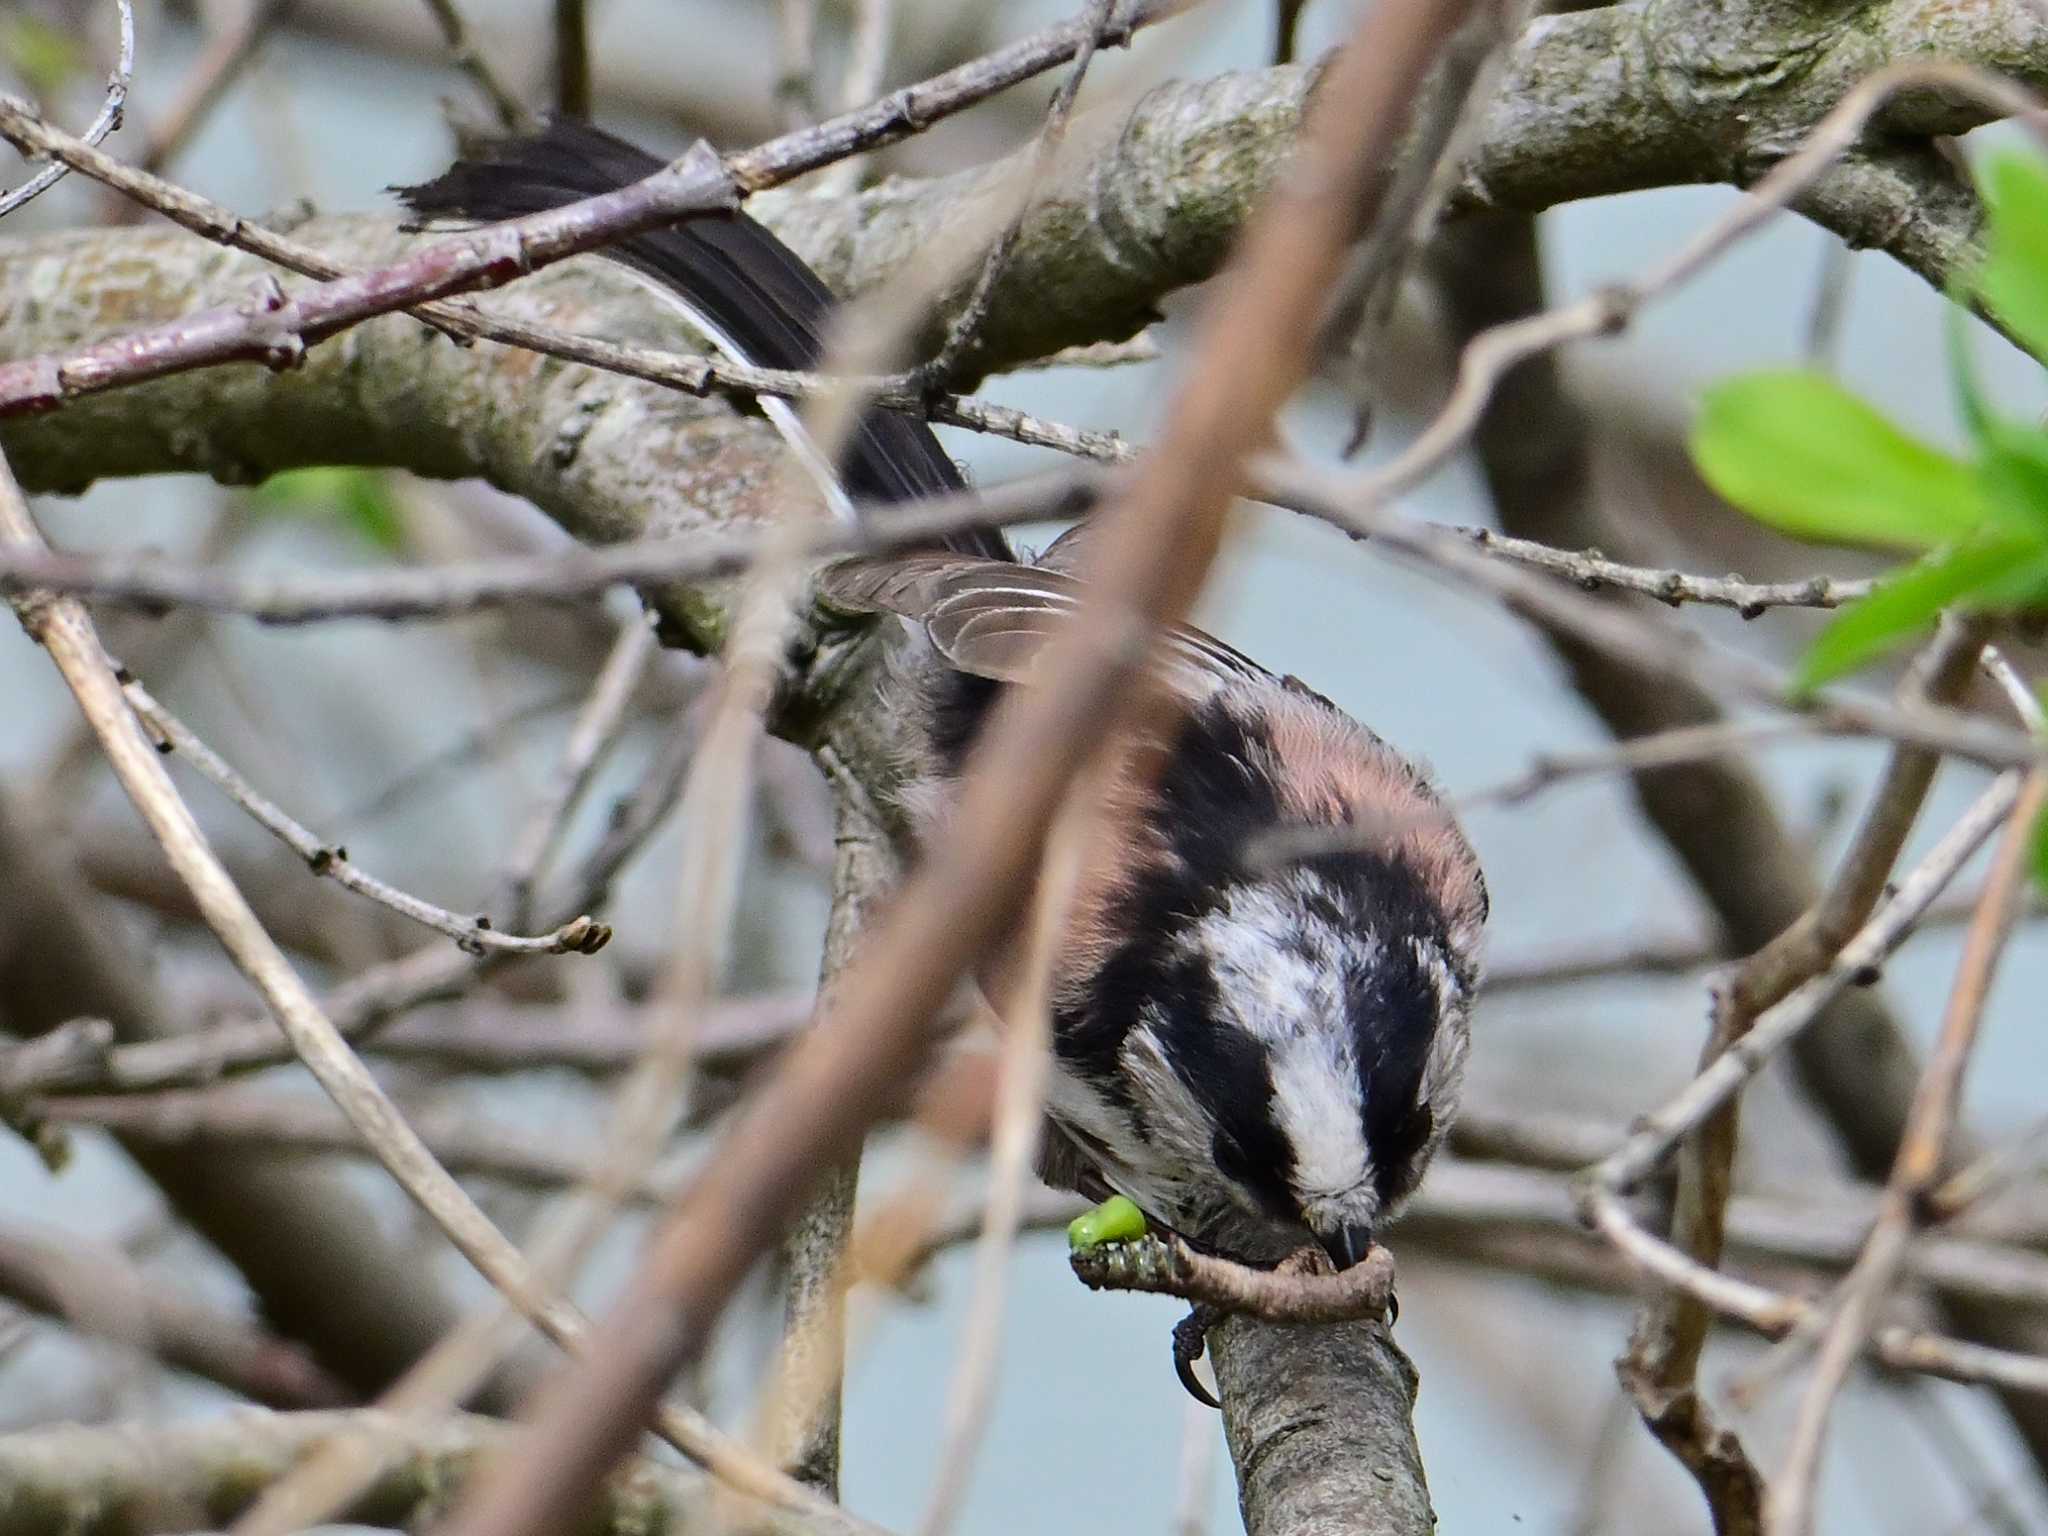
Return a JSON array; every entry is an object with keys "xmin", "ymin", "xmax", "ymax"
[
  {"xmin": 2, "ymin": 0, "xmax": 2035, "ymax": 538},
  {"xmin": 1210, "ymin": 1315, "xmax": 1433, "ymax": 1536},
  {"xmin": 0, "ymin": 1409, "xmax": 782, "ymax": 1536}
]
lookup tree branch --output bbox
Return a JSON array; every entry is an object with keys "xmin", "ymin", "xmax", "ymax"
[
  {"xmin": 0, "ymin": 1409, "xmax": 808, "ymax": 1536},
  {"xmin": 1210, "ymin": 1314, "xmax": 1434, "ymax": 1536},
  {"xmin": 2, "ymin": 0, "xmax": 2037, "ymax": 539},
  {"xmin": 0, "ymin": 793, "xmax": 520, "ymax": 1410}
]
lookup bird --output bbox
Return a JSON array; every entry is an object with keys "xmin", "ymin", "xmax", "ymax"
[{"xmin": 400, "ymin": 117, "xmax": 1487, "ymax": 1387}]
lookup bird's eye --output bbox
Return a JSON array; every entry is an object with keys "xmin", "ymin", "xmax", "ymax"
[
  {"xmin": 1372, "ymin": 1101, "xmax": 1435, "ymax": 1205},
  {"xmin": 1209, "ymin": 1127, "xmax": 1295, "ymax": 1219}
]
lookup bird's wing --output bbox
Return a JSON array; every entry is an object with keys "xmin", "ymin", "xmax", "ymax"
[{"xmin": 817, "ymin": 553, "xmax": 1273, "ymax": 699}]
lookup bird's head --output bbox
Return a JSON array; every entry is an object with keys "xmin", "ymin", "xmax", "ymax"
[{"xmin": 1144, "ymin": 867, "xmax": 1477, "ymax": 1269}]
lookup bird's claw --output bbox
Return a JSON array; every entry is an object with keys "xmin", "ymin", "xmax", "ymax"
[{"xmin": 1173, "ymin": 1303, "xmax": 1223, "ymax": 1410}]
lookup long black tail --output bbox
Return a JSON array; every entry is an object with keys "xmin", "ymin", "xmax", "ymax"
[{"xmin": 396, "ymin": 118, "xmax": 1010, "ymax": 560}]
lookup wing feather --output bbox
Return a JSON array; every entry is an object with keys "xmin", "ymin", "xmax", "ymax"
[{"xmin": 817, "ymin": 554, "xmax": 1272, "ymax": 699}]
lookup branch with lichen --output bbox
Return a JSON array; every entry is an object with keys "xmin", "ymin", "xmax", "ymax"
[
  {"xmin": 0, "ymin": 1409, "xmax": 811, "ymax": 1536},
  {"xmin": 4, "ymin": 0, "xmax": 2042, "ymax": 570}
]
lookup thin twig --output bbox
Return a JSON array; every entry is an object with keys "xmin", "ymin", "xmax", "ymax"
[
  {"xmin": 1257, "ymin": 454, "xmax": 2040, "ymax": 773},
  {"xmin": 1455, "ymin": 526, "xmax": 1876, "ymax": 615},
  {"xmin": 138, "ymin": 0, "xmax": 294, "ymax": 173},
  {"xmin": 1769, "ymin": 767, "xmax": 2048, "ymax": 1536},
  {"xmin": 5, "ymin": 989, "xmax": 813, "ymax": 1100},
  {"xmin": 812, "ymin": 0, "xmax": 896, "ymax": 193},
  {"xmin": 0, "ymin": 0, "xmax": 131, "ymax": 218},
  {"xmin": 1576, "ymin": 767, "xmax": 2025, "ymax": 1405},
  {"xmin": 0, "ymin": 1222, "xmax": 346, "ymax": 1408},
  {"xmin": 1070, "ymin": 1233, "xmax": 1396, "ymax": 1323},
  {"xmin": 120, "ymin": 676, "xmax": 610, "ymax": 957},
  {"xmin": 0, "ymin": 473, "xmax": 1892, "ymax": 625},
  {"xmin": 41, "ymin": 1088, "xmax": 672, "ymax": 1200},
  {"xmin": 1620, "ymin": 618, "xmax": 1982, "ymax": 1534},
  {"xmin": 0, "ymin": 102, "xmax": 1137, "ymax": 466},
  {"xmin": 1587, "ymin": 769, "xmax": 2022, "ymax": 1198},
  {"xmin": 1479, "ymin": 889, "xmax": 2048, "ymax": 994},
  {"xmin": 0, "ymin": 1, "xmax": 1181, "ymax": 415},
  {"xmin": 235, "ymin": 492, "xmax": 832, "ymax": 1535},
  {"xmin": 415, "ymin": 0, "xmax": 531, "ymax": 130},
  {"xmin": 1983, "ymin": 647, "xmax": 2046, "ymax": 729},
  {"xmin": 774, "ymin": 0, "xmax": 822, "ymax": 129},
  {"xmin": 911, "ymin": 0, "xmax": 1121, "ymax": 392},
  {"xmin": 1331, "ymin": 62, "xmax": 2048, "ymax": 522},
  {"xmin": 1929, "ymin": 1112, "xmax": 2048, "ymax": 1222},
  {"xmin": 494, "ymin": 615, "xmax": 656, "ymax": 930}
]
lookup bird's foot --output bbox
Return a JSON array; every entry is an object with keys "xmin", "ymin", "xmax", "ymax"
[
  {"xmin": 1066, "ymin": 1194, "xmax": 1148, "ymax": 1252},
  {"xmin": 1173, "ymin": 1303, "xmax": 1223, "ymax": 1409}
]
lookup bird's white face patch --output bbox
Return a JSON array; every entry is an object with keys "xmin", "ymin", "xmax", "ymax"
[
  {"xmin": 1178, "ymin": 879, "xmax": 1363, "ymax": 1043},
  {"xmin": 1178, "ymin": 879, "xmax": 1378, "ymax": 1208}
]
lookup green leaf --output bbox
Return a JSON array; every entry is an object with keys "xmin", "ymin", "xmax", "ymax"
[
  {"xmin": 1978, "ymin": 424, "xmax": 2048, "ymax": 538},
  {"xmin": 2032, "ymin": 812, "xmax": 2048, "ymax": 898},
  {"xmin": 254, "ymin": 467, "xmax": 405, "ymax": 551},
  {"xmin": 1977, "ymin": 152, "xmax": 2048, "ymax": 362},
  {"xmin": 1796, "ymin": 535, "xmax": 2048, "ymax": 691},
  {"xmin": 1693, "ymin": 371, "xmax": 1987, "ymax": 551},
  {"xmin": 0, "ymin": 16, "xmax": 84, "ymax": 97},
  {"xmin": 1946, "ymin": 289, "xmax": 1994, "ymax": 445}
]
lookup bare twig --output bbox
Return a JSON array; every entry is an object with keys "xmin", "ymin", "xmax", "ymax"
[
  {"xmin": 0, "ymin": 1, "xmax": 1179, "ymax": 415},
  {"xmin": 774, "ymin": 0, "xmax": 822, "ymax": 129},
  {"xmin": 120, "ymin": 675, "xmax": 610, "ymax": 957},
  {"xmin": 1769, "ymin": 767, "xmax": 2048, "ymax": 1536},
  {"xmin": 0, "ymin": 1410, "xmax": 737, "ymax": 1536},
  {"xmin": 0, "ymin": 114, "xmax": 738, "ymax": 410},
  {"xmin": 1071, "ymin": 1233, "xmax": 1396, "ymax": 1323},
  {"xmin": 911, "ymin": 0, "xmax": 1121, "ymax": 392},
  {"xmin": 1257, "ymin": 455, "xmax": 2039, "ymax": 772},
  {"xmin": 812, "ymin": 0, "xmax": 896, "ymax": 193},
  {"xmin": 1578, "ymin": 767, "xmax": 2027, "ymax": 1399},
  {"xmin": 1454, "ymin": 526, "xmax": 1876, "ymax": 614},
  {"xmin": 40, "ymin": 1087, "xmax": 671, "ymax": 1200},
  {"xmin": 494, "ymin": 614, "xmax": 656, "ymax": 930},
  {"xmin": 914, "ymin": 774, "xmax": 1091, "ymax": 1536},
  {"xmin": 1339, "ymin": 63, "xmax": 2048, "ymax": 522},
  {"xmin": 11, "ymin": 941, "xmax": 480, "ymax": 1097},
  {"xmin": 1618, "ymin": 619, "xmax": 1982, "ymax": 1532},
  {"xmin": 415, "ymin": 0, "xmax": 530, "ymax": 130},
  {"xmin": 0, "ymin": 474, "xmax": 1065, "ymax": 623},
  {"xmin": 0, "ymin": 103, "xmax": 1140, "ymax": 466},
  {"xmin": 0, "ymin": 0, "xmax": 131, "ymax": 219},
  {"xmin": 138, "ymin": 0, "xmax": 294, "ymax": 174}
]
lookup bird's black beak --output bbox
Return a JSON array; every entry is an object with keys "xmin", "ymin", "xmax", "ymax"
[{"xmin": 1319, "ymin": 1223, "xmax": 1375, "ymax": 1271}]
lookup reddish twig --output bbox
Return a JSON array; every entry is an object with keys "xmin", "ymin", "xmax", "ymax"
[{"xmin": 1070, "ymin": 1235, "xmax": 1395, "ymax": 1324}]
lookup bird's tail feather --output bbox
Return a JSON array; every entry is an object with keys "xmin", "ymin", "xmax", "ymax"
[{"xmin": 396, "ymin": 117, "xmax": 1010, "ymax": 559}]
